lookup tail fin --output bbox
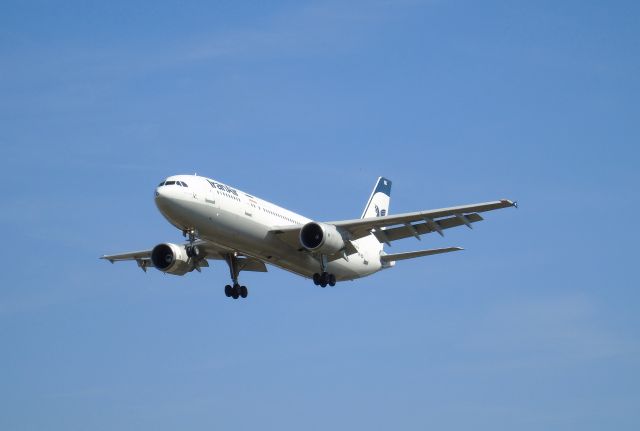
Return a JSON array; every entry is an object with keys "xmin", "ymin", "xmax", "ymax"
[{"xmin": 361, "ymin": 177, "xmax": 392, "ymax": 219}]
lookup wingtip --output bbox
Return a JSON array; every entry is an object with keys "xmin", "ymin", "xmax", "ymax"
[{"xmin": 501, "ymin": 199, "xmax": 518, "ymax": 208}]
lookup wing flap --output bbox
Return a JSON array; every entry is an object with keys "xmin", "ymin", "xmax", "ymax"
[{"xmin": 373, "ymin": 213, "xmax": 483, "ymax": 243}]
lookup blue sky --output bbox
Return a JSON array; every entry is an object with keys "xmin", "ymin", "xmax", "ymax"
[{"xmin": 1, "ymin": 0, "xmax": 639, "ymax": 429}]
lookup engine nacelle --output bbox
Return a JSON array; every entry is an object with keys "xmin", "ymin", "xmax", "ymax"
[
  {"xmin": 299, "ymin": 222, "xmax": 345, "ymax": 255},
  {"xmin": 151, "ymin": 243, "xmax": 192, "ymax": 275}
]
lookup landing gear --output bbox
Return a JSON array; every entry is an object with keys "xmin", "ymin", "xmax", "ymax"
[
  {"xmin": 225, "ymin": 283, "xmax": 249, "ymax": 299},
  {"xmin": 224, "ymin": 253, "xmax": 249, "ymax": 300},
  {"xmin": 182, "ymin": 228, "xmax": 204, "ymax": 270},
  {"xmin": 313, "ymin": 255, "xmax": 337, "ymax": 287},
  {"xmin": 183, "ymin": 228, "xmax": 201, "ymax": 258},
  {"xmin": 183, "ymin": 228, "xmax": 197, "ymax": 243},
  {"xmin": 312, "ymin": 272, "xmax": 336, "ymax": 287}
]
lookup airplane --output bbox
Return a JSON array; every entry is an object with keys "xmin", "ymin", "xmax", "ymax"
[{"xmin": 101, "ymin": 175, "xmax": 516, "ymax": 299}]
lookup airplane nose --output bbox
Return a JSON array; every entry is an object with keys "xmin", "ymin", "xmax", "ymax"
[
  {"xmin": 155, "ymin": 187, "xmax": 172, "ymax": 217},
  {"xmin": 155, "ymin": 187, "xmax": 173, "ymax": 208},
  {"xmin": 155, "ymin": 187, "xmax": 167, "ymax": 201}
]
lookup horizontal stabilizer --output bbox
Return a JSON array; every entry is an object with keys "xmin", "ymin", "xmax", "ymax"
[{"xmin": 380, "ymin": 247, "xmax": 463, "ymax": 263}]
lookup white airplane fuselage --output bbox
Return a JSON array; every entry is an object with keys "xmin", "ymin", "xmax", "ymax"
[{"xmin": 155, "ymin": 175, "xmax": 382, "ymax": 281}]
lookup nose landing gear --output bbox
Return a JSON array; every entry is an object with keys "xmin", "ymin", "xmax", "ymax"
[
  {"xmin": 182, "ymin": 228, "xmax": 204, "ymax": 270},
  {"xmin": 185, "ymin": 244, "xmax": 202, "ymax": 259}
]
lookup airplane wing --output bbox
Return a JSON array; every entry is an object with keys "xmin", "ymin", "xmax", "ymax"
[
  {"xmin": 270, "ymin": 199, "xmax": 516, "ymax": 256},
  {"xmin": 330, "ymin": 199, "xmax": 517, "ymax": 242},
  {"xmin": 101, "ymin": 240, "xmax": 268, "ymax": 272}
]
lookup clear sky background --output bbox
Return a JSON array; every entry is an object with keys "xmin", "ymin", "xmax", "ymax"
[{"xmin": 1, "ymin": 1, "xmax": 639, "ymax": 430}]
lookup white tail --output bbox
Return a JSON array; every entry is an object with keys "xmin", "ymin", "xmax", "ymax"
[
  {"xmin": 360, "ymin": 177, "xmax": 392, "ymax": 254},
  {"xmin": 362, "ymin": 177, "xmax": 391, "ymax": 219}
]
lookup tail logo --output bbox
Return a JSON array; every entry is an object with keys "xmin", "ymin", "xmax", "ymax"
[{"xmin": 374, "ymin": 205, "xmax": 387, "ymax": 217}]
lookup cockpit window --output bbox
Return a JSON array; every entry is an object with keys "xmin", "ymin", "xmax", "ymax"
[
  {"xmin": 165, "ymin": 181, "xmax": 176, "ymax": 185},
  {"xmin": 158, "ymin": 181, "xmax": 165, "ymax": 187},
  {"xmin": 181, "ymin": 181, "xmax": 188, "ymax": 187}
]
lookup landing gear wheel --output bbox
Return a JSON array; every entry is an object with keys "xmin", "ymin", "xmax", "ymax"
[
  {"xmin": 224, "ymin": 285, "xmax": 232, "ymax": 297},
  {"xmin": 314, "ymin": 272, "xmax": 336, "ymax": 288},
  {"xmin": 240, "ymin": 286, "xmax": 248, "ymax": 298},
  {"xmin": 232, "ymin": 284, "xmax": 240, "ymax": 299}
]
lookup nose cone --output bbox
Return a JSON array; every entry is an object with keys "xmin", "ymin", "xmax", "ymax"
[
  {"xmin": 154, "ymin": 185, "xmax": 192, "ymax": 229},
  {"xmin": 155, "ymin": 186, "xmax": 168, "ymax": 200},
  {"xmin": 154, "ymin": 186, "xmax": 175, "ymax": 214}
]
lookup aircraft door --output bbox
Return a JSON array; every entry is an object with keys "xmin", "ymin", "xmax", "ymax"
[
  {"xmin": 244, "ymin": 196, "xmax": 257, "ymax": 218},
  {"xmin": 204, "ymin": 181, "xmax": 219, "ymax": 211}
]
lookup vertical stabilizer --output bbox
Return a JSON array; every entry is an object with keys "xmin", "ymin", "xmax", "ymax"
[
  {"xmin": 361, "ymin": 177, "xmax": 392, "ymax": 219},
  {"xmin": 361, "ymin": 177, "xmax": 392, "ymax": 254}
]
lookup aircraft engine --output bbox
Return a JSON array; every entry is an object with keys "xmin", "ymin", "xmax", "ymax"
[
  {"xmin": 151, "ymin": 243, "xmax": 192, "ymax": 275},
  {"xmin": 299, "ymin": 222, "xmax": 345, "ymax": 255}
]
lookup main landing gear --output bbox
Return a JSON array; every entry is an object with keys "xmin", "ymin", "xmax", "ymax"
[
  {"xmin": 182, "ymin": 229, "xmax": 248, "ymax": 300},
  {"xmin": 224, "ymin": 253, "xmax": 248, "ymax": 300},
  {"xmin": 224, "ymin": 283, "xmax": 248, "ymax": 299},
  {"xmin": 313, "ymin": 272, "xmax": 336, "ymax": 288},
  {"xmin": 313, "ymin": 254, "xmax": 336, "ymax": 288}
]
